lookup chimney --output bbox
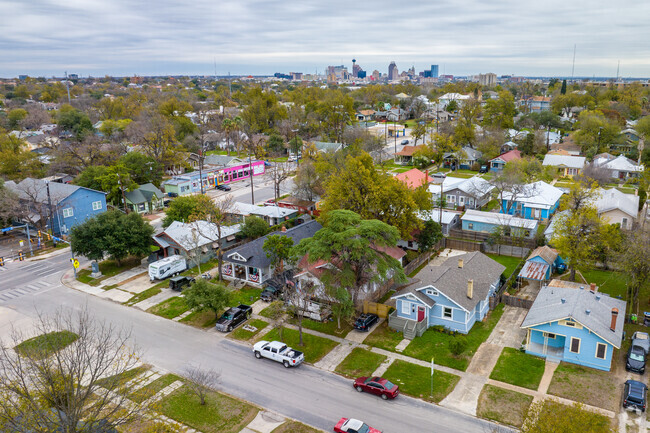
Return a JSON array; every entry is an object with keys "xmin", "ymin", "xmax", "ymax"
[
  {"xmin": 590, "ymin": 283, "xmax": 597, "ymax": 293},
  {"xmin": 458, "ymin": 259, "xmax": 464, "ymax": 269},
  {"xmin": 424, "ymin": 169, "xmax": 429, "ymax": 187},
  {"xmin": 281, "ymin": 225, "xmax": 287, "ymax": 232},
  {"xmin": 467, "ymin": 279, "xmax": 474, "ymax": 299},
  {"xmin": 610, "ymin": 308, "xmax": 618, "ymax": 332}
]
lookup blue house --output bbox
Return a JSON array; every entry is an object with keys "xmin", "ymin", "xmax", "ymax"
[
  {"xmin": 521, "ymin": 281, "xmax": 626, "ymax": 371},
  {"xmin": 461, "ymin": 209, "xmax": 538, "ymax": 239},
  {"xmin": 500, "ymin": 181, "xmax": 564, "ymax": 221},
  {"xmin": 389, "ymin": 252, "xmax": 505, "ymax": 338},
  {"xmin": 6, "ymin": 178, "xmax": 107, "ymax": 236},
  {"xmin": 518, "ymin": 246, "xmax": 564, "ymax": 285}
]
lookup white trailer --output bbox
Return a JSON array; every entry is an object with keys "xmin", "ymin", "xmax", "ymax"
[{"xmin": 148, "ymin": 255, "xmax": 187, "ymax": 281}]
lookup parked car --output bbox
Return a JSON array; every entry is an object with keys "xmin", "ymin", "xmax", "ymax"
[
  {"xmin": 215, "ymin": 304, "xmax": 252, "ymax": 332},
  {"xmin": 163, "ymin": 199, "xmax": 172, "ymax": 208},
  {"xmin": 626, "ymin": 344, "xmax": 646, "ymax": 374},
  {"xmin": 623, "ymin": 380, "xmax": 647, "ymax": 412},
  {"xmin": 353, "ymin": 313, "xmax": 379, "ymax": 331},
  {"xmin": 200, "ymin": 272, "xmax": 212, "ymax": 280},
  {"xmin": 169, "ymin": 276, "xmax": 195, "ymax": 291},
  {"xmin": 479, "ymin": 165, "xmax": 488, "ymax": 173},
  {"xmin": 353, "ymin": 376, "xmax": 399, "ymax": 400},
  {"xmin": 215, "ymin": 184, "xmax": 231, "ymax": 191},
  {"xmin": 334, "ymin": 418, "xmax": 381, "ymax": 433},
  {"xmin": 167, "ymin": 192, "xmax": 178, "ymax": 197},
  {"xmin": 400, "ymin": 139, "xmax": 409, "ymax": 145},
  {"xmin": 632, "ymin": 332, "xmax": 650, "ymax": 354},
  {"xmin": 253, "ymin": 340, "xmax": 304, "ymax": 368},
  {"xmin": 260, "ymin": 285, "xmax": 282, "ymax": 302},
  {"xmin": 432, "ymin": 172, "xmax": 446, "ymax": 180},
  {"xmin": 287, "ymin": 155, "xmax": 297, "ymax": 162}
]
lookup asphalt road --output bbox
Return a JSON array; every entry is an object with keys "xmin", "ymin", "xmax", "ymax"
[{"xmin": 0, "ymin": 255, "xmax": 509, "ymax": 433}]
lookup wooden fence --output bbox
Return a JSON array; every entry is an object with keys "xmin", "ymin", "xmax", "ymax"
[
  {"xmin": 501, "ymin": 293, "xmax": 534, "ymax": 309},
  {"xmin": 363, "ymin": 301, "xmax": 392, "ymax": 318},
  {"xmin": 448, "ymin": 229, "xmax": 537, "ymax": 249}
]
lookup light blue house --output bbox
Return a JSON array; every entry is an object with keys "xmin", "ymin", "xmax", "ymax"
[
  {"xmin": 500, "ymin": 181, "xmax": 564, "ymax": 221},
  {"xmin": 461, "ymin": 209, "xmax": 538, "ymax": 238},
  {"xmin": 522, "ymin": 281, "xmax": 626, "ymax": 371},
  {"xmin": 518, "ymin": 245, "xmax": 564, "ymax": 285},
  {"xmin": 388, "ymin": 252, "xmax": 505, "ymax": 338},
  {"xmin": 6, "ymin": 178, "xmax": 107, "ymax": 236}
]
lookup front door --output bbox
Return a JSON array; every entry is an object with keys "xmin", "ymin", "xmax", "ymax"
[{"xmin": 417, "ymin": 306, "xmax": 425, "ymax": 322}]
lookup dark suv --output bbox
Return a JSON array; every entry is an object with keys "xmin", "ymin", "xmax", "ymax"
[
  {"xmin": 169, "ymin": 276, "xmax": 195, "ymax": 291},
  {"xmin": 354, "ymin": 313, "xmax": 379, "ymax": 331},
  {"xmin": 261, "ymin": 279, "xmax": 284, "ymax": 302},
  {"xmin": 623, "ymin": 380, "xmax": 647, "ymax": 412},
  {"xmin": 626, "ymin": 345, "xmax": 646, "ymax": 374}
]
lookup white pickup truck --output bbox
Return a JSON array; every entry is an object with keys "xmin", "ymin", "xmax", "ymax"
[{"xmin": 253, "ymin": 340, "xmax": 304, "ymax": 368}]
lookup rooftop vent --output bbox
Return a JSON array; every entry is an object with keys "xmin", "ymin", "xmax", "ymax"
[
  {"xmin": 585, "ymin": 309, "xmax": 591, "ymax": 315},
  {"xmin": 561, "ymin": 298, "xmax": 566, "ymax": 304}
]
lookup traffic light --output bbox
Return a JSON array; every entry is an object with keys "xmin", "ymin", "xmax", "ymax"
[
  {"xmin": 0, "ymin": 257, "xmax": 4, "ymax": 266},
  {"xmin": 18, "ymin": 252, "xmax": 24, "ymax": 261},
  {"xmin": 38, "ymin": 230, "xmax": 42, "ymax": 238},
  {"xmin": 44, "ymin": 232, "xmax": 51, "ymax": 241}
]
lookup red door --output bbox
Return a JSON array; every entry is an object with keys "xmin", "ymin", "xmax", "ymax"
[{"xmin": 417, "ymin": 306, "xmax": 425, "ymax": 322}]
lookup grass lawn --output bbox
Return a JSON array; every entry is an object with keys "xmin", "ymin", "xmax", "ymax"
[
  {"xmin": 97, "ymin": 365, "xmax": 150, "ymax": 389},
  {"xmin": 476, "ymin": 384, "xmax": 533, "ymax": 428},
  {"xmin": 271, "ymin": 421, "xmax": 322, "ymax": 433},
  {"xmin": 15, "ymin": 331, "xmax": 79, "ymax": 359},
  {"xmin": 447, "ymin": 172, "xmax": 475, "ymax": 179},
  {"xmin": 148, "ymin": 297, "xmax": 189, "ymax": 319},
  {"xmin": 229, "ymin": 286, "xmax": 262, "ymax": 307},
  {"xmin": 392, "ymin": 167, "xmax": 412, "ymax": 173},
  {"xmin": 484, "ymin": 198, "xmax": 499, "ymax": 210},
  {"xmin": 485, "ymin": 254, "xmax": 523, "ymax": 279},
  {"xmin": 289, "ymin": 317, "xmax": 354, "ymax": 337},
  {"xmin": 383, "ymin": 359, "xmax": 459, "ymax": 403},
  {"xmin": 124, "ymin": 287, "xmax": 162, "ymax": 306},
  {"xmin": 528, "ymin": 400, "xmax": 614, "ymax": 433},
  {"xmin": 159, "ymin": 386, "xmax": 258, "ymax": 433},
  {"xmin": 401, "ymin": 304, "xmax": 505, "ymax": 371},
  {"xmin": 76, "ymin": 257, "xmax": 142, "ymax": 286},
  {"xmin": 489, "ymin": 348, "xmax": 546, "ymax": 390},
  {"xmin": 547, "ymin": 362, "xmax": 620, "ymax": 412},
  {"xmin": 228, "ymin": 319, "xmax": 269, "ymax": 341},
  {"xmin": 364, "ymin": 321, "xmax": 406, "ymax": 352},
  {"xmin": 130, "ymin": 373, "xmax": 181, "ymax": 404},
  {"xmin": 377, "ymin": 290, "xmax": 395, "ymax": 304},
  {"xmin": 335, "ymin": 348, "xmax": 387, "ymax": 378},
  {"xmin": 262, "ymin": 327, "xmax": 338, "ymax": 364},
  {"xmin": 180, "ymin": 311, "xmax": 219, "ymax": 328},
  {"xmin": 579, "ymin": 268, "xmax": 628, "ymax": 299},
  {"xmin": 259, "ymin": 305, "xmax": 277, "ymax": 319}
]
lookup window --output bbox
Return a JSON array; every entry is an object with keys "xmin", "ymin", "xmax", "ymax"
[
  {"xmin": 401, "ymin": 301, "xmax": 410, "ymax": 315},
  {"xmin": 426, "ymin": 289, "xmax": 438, "ymax": 296},
  {"xmin": 595, "ymin": 343, "xmax": 607, "ymax": 360},
  {"xmin": 459, "ymin": 196, "xmax": 465, "ymax": 205},
  {"xmin": 564, "ymin": 321, "xmax": 575, "ymax": 327},
  {"xmin": 543, "ymin": 332, "xmax": 556, "ymax": 339},
  {"xmin": 62, "ymin": 208, "xmax": 74, "ymax": 218},
  {"xmin": 621, "ymin": 217, "xmax": 628, "ymax": 229},
  {"xmin": 468, "ymin": 223, "xmax": 474, "ymax": 229},
  {"xmin": 570, "ymin": 337, "xmax": 580, "ymax": 354},
  {"xmin": 443, "ymin": 307, "xmax": 452, "ymax": 319},
  {"xmin": 92, "ymin": 201, "xmax": 102, "ymax": 211}
]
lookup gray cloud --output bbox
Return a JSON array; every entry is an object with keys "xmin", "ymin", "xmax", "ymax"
[{"xmin": 1, "ymin": 0, "xmax": 649, "ymax": 77}]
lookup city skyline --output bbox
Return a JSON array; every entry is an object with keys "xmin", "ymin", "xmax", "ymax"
[{"xmin": 2, "ymin": 0, "xmax": 650, "ymax": 78}]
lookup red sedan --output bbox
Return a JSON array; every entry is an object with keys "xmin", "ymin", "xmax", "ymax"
[
  {"xmin": 334, "ymin": 418, "xmax": 382, "ymax": 433},
  {"xmin": 353, "ymin": 376, "xmax": 399, "ymax": 400}
]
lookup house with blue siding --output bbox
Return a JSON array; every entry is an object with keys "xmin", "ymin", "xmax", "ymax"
[
  {"xmin": 6, "ymin": 178, "xmax": 107, "ymax": 236},
  {"xmin": 388, "ymin": 252, "xmax": 505, "ymax": 338},
  {"xmin": 521, "ymin": 281, "xmax": 626, "ymax": 371},
  {"xmin": 461, "ymin": 209, "xmax": 538, "ymax": 238},
  {"xmin": 517, "ymin": 246, "xmax": 564, "ymax": 286},
  {"xmin": 500, "ymin": 181, "xmax": 563, "ymax": 221}
]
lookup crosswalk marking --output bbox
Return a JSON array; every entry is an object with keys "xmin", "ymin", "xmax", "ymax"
[{"xmin": 0, "ymin": 280, "xmax": 55, "ymax": 303}]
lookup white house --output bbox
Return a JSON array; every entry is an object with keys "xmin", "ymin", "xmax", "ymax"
[
  {"xmin": 598, "ymin": 155, "xmax": 643, "ymax": 180},
  {"xmin": 542, "ymin": 154, "xmax": 586, "ymax": 177},
  {"xmin": 591, "ymin": 188, "xmax": 640, "ymax": 230}
]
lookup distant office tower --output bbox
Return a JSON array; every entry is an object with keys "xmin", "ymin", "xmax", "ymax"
[
  {"xmin": 357, "ymin": 70, "xmax": 367, "ymax": 79},
  {"xmin": 478, "ymin": 73, "xmax": 497, "ymax": 86},
  {"xmin": 290, "ymin": 72, "xmax": 303, "ymax": 80},
  {"xmin": 352, "ymin": 62, "xmax": 362, "ymax": 78},
  {"xmin": 388, "ymin": 62, "xmax": 398, "ymax": 80},
  {"xmin": 327, "ymin": 65, "xmax": 348, "ymax": 80},
  {"xmin": 431, "ymin": 65, "xmax": 439, "ymax": 78},
  {"xmin": 372, "ymin": 70, "xmax": 380, "ymax": 80}
]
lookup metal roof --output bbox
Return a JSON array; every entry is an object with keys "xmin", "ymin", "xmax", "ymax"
[{"xmin": 518, "ymin": 261, "xmax": 549, "ymax": 281}]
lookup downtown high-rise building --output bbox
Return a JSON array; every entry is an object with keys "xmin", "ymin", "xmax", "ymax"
[
  {"xmin": 431, "ymin": 65, "xmax": 439, "ymax": 78},
  {"xmin": 388, "ymin": 61, "xmax": 398, "ymax": 80}
]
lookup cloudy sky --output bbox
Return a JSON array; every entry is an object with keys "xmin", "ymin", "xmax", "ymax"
[{"xmin": 2, "ymin": 0, "xmax": 649, "ymax": 78}]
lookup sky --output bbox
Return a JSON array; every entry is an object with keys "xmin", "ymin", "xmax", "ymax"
[{"xmin": 2, "ymin": 0, "xmax": 650, "ymax": 78}]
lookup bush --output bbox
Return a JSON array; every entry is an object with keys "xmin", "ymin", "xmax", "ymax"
[
  {"xmin": 404, "ymin": 250, "xmax": 419, "ymax": 264},
  {"xmin": 449, "ymin": 338, "xmax": 468, "ymax": 356}
]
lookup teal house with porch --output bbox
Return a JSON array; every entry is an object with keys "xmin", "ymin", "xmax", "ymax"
[
  {"xmin": 521, "ymin": 281, "xmax": 626, "ymax": 371},
  {"xmin": 389, "ymin": 252, "xmax": 505, "ymax": 338}
]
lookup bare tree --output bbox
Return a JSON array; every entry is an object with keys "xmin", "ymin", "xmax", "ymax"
[
  {"xmin": 284, "ymin": 282, "xmax": 318, "ymax": 346},
  {"xmin": 190, "ymin": 195, "xmax": 235, "ymax": 281},
  {"xmin": 490, "ymin": 171, "xmax": 538, "ymax": 215},
  {"xmin": 182, "ymin": 365, "xmax": 221, "ymax": 406},
  {"xmin": 575, "ymin": 162, "xmax": 611, "ymax": 187},
  {"xmin": 0, "ymin": 308, "xmax": 151, "ymax": 432},
  {"xmin": 268, "ymin": 162, "xmax": 292, "ymax": 201}
]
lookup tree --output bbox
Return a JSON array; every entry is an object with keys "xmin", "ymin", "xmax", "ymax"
[
  {"xmin": 266, "ymin": 133, "xmax": 285, "ymax": 155},
  {"xmin": 482, "ymin": 91, "xmax": 516, "ymax": 129},
  {"xmin": 573, "ymin": 110, "xmax": 621, "ymax": 156},
  {"xmin": 327, "ymin": 285, "xmax": 355, "ymax": 330},
  {"xmin": 415, "ymin": 220, "xmax": 443, "ymax": 252},
  {"xmin": 411, "ymin": 121, "xmax": 426, "ymax": 145},
  {"xmin": 454, "ymin": 98, "xmax": 482, "ymax": 146},
  {"xmin": 560, "ymin": 79, "xmax": 567, "ymax": 95},
  {"xmin": 7, "ymin": 108, "xmax": 27, "ymax": 130},
  {"xmin": 0, "ymin": 308, "xmax": 151, "ymax": 432},
  {"xmin": 70, "ymin": 211, "xmax": 154, "ymax": 265},
  {"xmin": 293, "ymin": 159, "xmax": 319, "ymax": 201},
  {"xmin": 265, "ymin": 300, "xmax": 287, "ymax": 341},
  {"xmin": 263, "ymin": 235, "xmax": 294, "ymax": 275},
  {"xmin": 0, "ymin": 179, "xmax": 20, "ymax": 226},
  {"xmin": 183, "ymin": 279, "xmax": 232, "ymax": 319},
  {"xmin": 521, "ymin": 400, "xmax": 611, "ymax": 433},
  {"xmin": 57, "ymin": 108, "xmax": 94, "ymax": 140},
  {"xmin": 182, "ymin": 366, "xmax": 221, "ymax": 406},
  {"xmin": 163, "ymin": 195, "xmax": 203, "ymax": 228},
  {"xmin": 127, "ymin": 111, "xmax": 183, "ymax": 168},
  {"xmin": 268, "ymin": 162, "xmax": 292, "ymax": 201},
  {"xmin": 617, "ymin": 228, "xmax": 650, "ymax": 315},
  {"xmin": 293, "ymin": 210, "xmax": 407, "ymax": 305},
  {"xmin": 240, "ymin": 216, "xmax": 269, "ymax": 240},
  {"xmin": 119, "ymin": 152, "xmax": 162, "ymax": 186}
]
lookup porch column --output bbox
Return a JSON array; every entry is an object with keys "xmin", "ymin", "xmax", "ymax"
[{"xmin": 244, "ymin": 266, "xmax": 249, "ymax": 282}]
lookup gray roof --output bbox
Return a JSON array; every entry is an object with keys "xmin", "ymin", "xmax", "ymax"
[
  {"xmin": 204, "ymin": 154, "xmax": 244, "ymax": 167},
  {"xmin": 397, "ymin": 252, "xmax": 505, "ymax": 312},
  {"xmin": 154, "ymin": 220, "xmax": 241, "ymax": 252},
  {"xmin": 521, "ymin": 285, "xmax": 626, "ymax": 348},
  {"xmin": 392, "ymin": 285, "xmax": 436, "ymax": 308},
  {"xmin": 5, "ymin": 177, "xmax": 105, "ymax": 204},
  {"xmin": 224, "ymin": 220, "xmax": 322, "ymax": 269},
  {"xmin": 125, "ymin": 183, "xmax": 164, "ymax": 205}
]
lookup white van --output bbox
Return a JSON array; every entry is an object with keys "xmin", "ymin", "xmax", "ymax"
[{"xmin": 148, "ymin": 255, "xmax": 187, "ymax": 281}]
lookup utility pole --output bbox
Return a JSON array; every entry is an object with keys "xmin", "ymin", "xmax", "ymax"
[
  {"xmin": 117, "ymin": 174, "xmax": 129, "ymax": 214},
  {"xmin": 249, "ymin": 152, "xmax": 255, "ymax": 205},
  {"xmin": 64, "ymin": 71, "xmax": 71, "ymax": 104},
  {"xmin": 46, "ymin": 180, "xmax": 57, "ymax": 247},
  {"xmin": 394, "ymin": 119, "xmax": 397, "ymax": 155},
  {"xmin": 198, "ymin": 148, "xmax": 204, "ymax": 194}
]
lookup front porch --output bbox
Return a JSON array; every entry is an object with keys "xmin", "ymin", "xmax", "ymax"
[
  {"xmin": 525, "ymin": 330, "xmax": 565, "ymax": 363},
  {"xmin": 387, "ymin": 310, "xmax": 427, "ymax": 340},
  {"xmin": 221, "ymin": 262, "xmax": 269, "ymax": 288}
]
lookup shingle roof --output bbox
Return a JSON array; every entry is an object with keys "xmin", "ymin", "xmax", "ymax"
[
  {"xmin": 521, "ymin": 285, "xmax": 626, "ymax": 348},
  {"xmin": 204, "ymin": 154, "xmax": 243, "ymax": 167},
  {"xmin": 592, "ymin": 188, "xmax": 639, "ymax": 219},
  {"xmin": 417, "ymin": 210, "xmax": 460, "ymax": 225},
  {"xmin": 490, "ymin": 149, "xmax": 521, "ymax": 163},
  {"xmin": 395, "ymin": 168, "xmax": 433, "ymax": 189},
  {"xmin": 5, "ymin": 177, "xmax": 104, "ymax": 204},
  {"xmin": 232, "ymin": 202, "xmax": 298, "ymax": 220},
  {"xmin": 602, "ymin": 155, "xmax": 643, "ymax": 172},
  {"xmin": 224, "ymin": 220, "xmax": 322, "ymax": 269},
  {"xmin": 154, "ymin": 221, "xmax": 242, "ymax": 251},
  {"xmin": 402, "ymin": 252, "xmax": 505, "ymax": 312},
  {"xmin": 395, "ymin": 145, "xmax": 427, "ymax": 157},
  {"xmin": 528, "ymin": 246, "xmax": 559, "ymax": 266},
  {"xmin": 542, "ymin": 154, "xmax": 586, "ymax": 169},
  {"xmin": 125, "ymin": 183, "xmax": 164, "ymax": 205}
]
